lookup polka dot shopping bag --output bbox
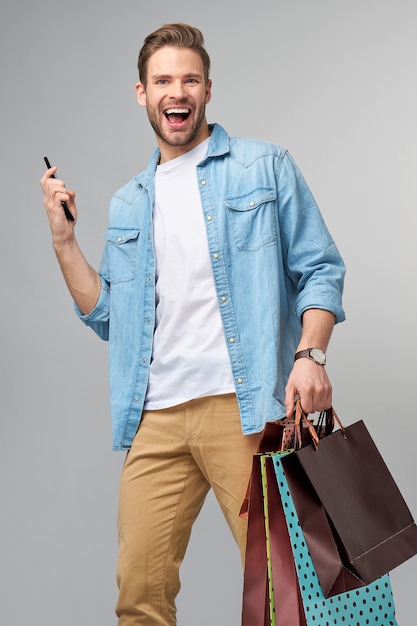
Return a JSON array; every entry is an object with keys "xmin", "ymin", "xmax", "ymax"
[{"xmin": 272, "ymin": 452, "xmax": 398, "ymax": 626}]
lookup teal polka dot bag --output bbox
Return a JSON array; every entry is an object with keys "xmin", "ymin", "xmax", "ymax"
[{"xmin": 272, "ymin": 453, "xmax": 397, "ymax": 626}]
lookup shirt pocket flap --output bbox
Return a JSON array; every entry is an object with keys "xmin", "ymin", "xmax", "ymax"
[
  {"xmin": 104, "ymin": 227, "xmax": 141, "ymax": 245},
  {"xmin": 224, "ymin": 188, "xmax": 276, "ymax": 212},
  {"xmin": 102, "ymin": 227, "xmax": 141, "ymax": 284}
]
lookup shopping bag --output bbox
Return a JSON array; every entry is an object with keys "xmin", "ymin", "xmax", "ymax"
[
  {"xmin": 261, "ymin": 453, "xmax": 307, "ymax": 626},
  {"xmin": 281, "ymin": 415, "xmax": 417, "ymax": 597},
  {"xmin": 239, "ymin": 419, "xmax": 300, "ymax": 521},
  {"xmin": 241, "ymin": 402, "xmax": 336, "ymax": 624},
  {"xmin": 272, "ymin": 452, "xmax": 398, "ymax": 626},
  {"xmin": 240, "ymin": 402, "xmax": 333, "ymax": 519},
  {"xmin": 241, "ymin": 453, "xmax": 270, "ymax": 626},
  {"xmin": 242, "ymin": 452, "xmax": 306, "ymax": 626}
]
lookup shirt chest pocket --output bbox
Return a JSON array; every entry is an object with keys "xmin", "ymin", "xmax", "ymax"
[
  {"xmin": 224, "ymin": 188, "xmax": 277, "ymax": 251},
  {"xmin": 103, "ymin": 227, "xmax": 141, "ymax": 284}
]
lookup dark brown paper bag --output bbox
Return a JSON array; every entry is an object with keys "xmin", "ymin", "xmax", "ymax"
[
  {"xmin": 242, "ymin": 454, "xmax": 270, "ymax": 626},
  {"xmin": 242, "ymin": 453, "xmax": 306, "ymax": 626},
  {"xmin": 240, "ymin": 403, "xmax": 332, "ymax": 520},
  {"xmin": 239, "ymin": 420, "xmax": 297, "ymax": 520},
  {"xmin": 281, "ymin": 419, "xmax": 417, "ymax": 597}
]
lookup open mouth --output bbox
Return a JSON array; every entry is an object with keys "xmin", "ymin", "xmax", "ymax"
[{"xmin": 164, "ymin": 108, "xmax": 191, "ymax": 124}]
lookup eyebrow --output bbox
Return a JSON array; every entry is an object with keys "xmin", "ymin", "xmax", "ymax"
[{"xmin": 151, "ymin": 72, "xmax": 203, "ymax": 81}]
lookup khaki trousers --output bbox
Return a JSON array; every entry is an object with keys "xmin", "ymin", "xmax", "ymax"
[{"xmin": 116, "ymin": 393, "xmax": 262, "ymax": 625}]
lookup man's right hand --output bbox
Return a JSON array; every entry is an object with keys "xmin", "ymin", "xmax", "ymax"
[
  {"xmin": 40, "ymin": 165, "xmax": 77, "ymax": 244},
  {"xmin": 39, "ymin": 165, "xmax": 101, "ymax": 316}
]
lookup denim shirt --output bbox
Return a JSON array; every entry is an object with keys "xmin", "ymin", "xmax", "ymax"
[{"xmin": 76, "ymin": 123, "xmax": 345, "ymax": 451}]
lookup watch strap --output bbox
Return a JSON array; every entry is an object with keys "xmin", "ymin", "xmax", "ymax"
[
  {"xmin": 294, "ymin": 349, "xmax": 311, "ymax": 361},
  {"xmin": 294, "ymin": 348, "xmax": 326, "ymax": 365}
]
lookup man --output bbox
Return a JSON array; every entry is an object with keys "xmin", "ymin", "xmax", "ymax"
[{"xmin": 40, "ymin": 23, "xmax": 345, "ymax": 626}]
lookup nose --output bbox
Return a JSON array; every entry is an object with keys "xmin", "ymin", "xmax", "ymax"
[{"xmin": 170, "ymin": 79, "xmax": 187, "ymax": 100}]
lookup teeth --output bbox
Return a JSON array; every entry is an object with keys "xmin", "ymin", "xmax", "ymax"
[{"xmin": 165, "ymin": 108, "xmax": 189, "ymax": 114}]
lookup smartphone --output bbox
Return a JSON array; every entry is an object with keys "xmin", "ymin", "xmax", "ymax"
[{"xmin": 43, "ymin": 156, "xmax": 75, "ymax": 222}]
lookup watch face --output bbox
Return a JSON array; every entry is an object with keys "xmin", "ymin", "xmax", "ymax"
[{"xmin": 310, "ymin": 348, "xmax": 326, "ymax": 365}]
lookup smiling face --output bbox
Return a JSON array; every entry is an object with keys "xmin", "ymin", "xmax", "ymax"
[{"xmin": 136, "ymin": 46, "xmax": 212, "ymax": 163}]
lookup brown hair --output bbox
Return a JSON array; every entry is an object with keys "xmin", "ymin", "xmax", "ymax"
[{"xmin": 137, "ymin": 23, "xmax": 211, "ymax": 86}]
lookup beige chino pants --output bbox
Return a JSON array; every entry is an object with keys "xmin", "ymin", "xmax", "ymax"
[{"xmin": 116, "ymin": 393, "xmax": 262, "ymax": 626}]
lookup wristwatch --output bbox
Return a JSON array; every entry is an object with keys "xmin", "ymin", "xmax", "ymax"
[{"xmin": 294, "ymin": 348, "xmax": 326, "ymax": 366}]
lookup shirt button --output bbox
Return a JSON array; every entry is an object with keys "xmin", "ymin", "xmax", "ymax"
[
  {"xmin": 249, "ymin": 201, "xmax": 255, "ymax": 207},
  {"xmin": 201, "ymin": 180, "xmax": 207, "ymax": 186},
  {"xmin": 141, "ymin": 358, "xmax": 147, "ymax": 364},
  {"xmin": 237, "ymin": 378, "xmax": 243, "ymax": 384},
  {"xmin": 229, "ymin": 337, "xmax": 235, "ymax": 343},
  {"xmin": 207, "ymin": 215, "xmax": 212, "ymax": 221},
  {"xmin": 117, "ymin": 237, "xmax": 122, "ymax": 243},
  {"xmin": 145, "ymin": 317, "xmax": 151, "ymax": 323},
  {"xmin": 134, "ymin": 397, "xmax": 140, "ymax": 402},
  {"xmin": 213, "ymin": 253, "xmax": 219, "ymax": 259},
  {"xmin": 221, "ymin": 296, "xmax": 227, "ymax": 302}
]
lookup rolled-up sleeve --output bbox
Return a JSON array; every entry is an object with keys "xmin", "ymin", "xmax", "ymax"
[
  {"xmin": 74, "ymin": 275, "xmax": 111, "ymax": 340},
  {"xmin": 277, "ymin": 152, "xmax": 346, "ymax": 324}
]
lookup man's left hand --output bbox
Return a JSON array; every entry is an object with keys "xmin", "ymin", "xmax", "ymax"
[{"xmin": 284, "ymin": 357, "xmax": 332, "ymax": 417}]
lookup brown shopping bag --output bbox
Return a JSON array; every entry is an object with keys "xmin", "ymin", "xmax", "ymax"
[
  {"xmin": 241, "ymin": 402, "xmax": 335, "ymax": 624},
  {"xmin": 240, "ymin": 402, "xmax": 333, "ymax": 519},
  {"xmin": 281, "ymin": 411, "xmax": 417, "ymax": 597},
  {"xmin": 242, "ymin": 452, "xmax": 306, "ymax": 626},
  {"xmin": 239, "ymin": 419, "xmax": 299, "ymax": 521}
]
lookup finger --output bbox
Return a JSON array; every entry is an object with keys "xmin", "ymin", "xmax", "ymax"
[
  {"xmin": 302, "ymin": 386, "xmax": 332, "ymax": 414},
  {"xmin": 298, "ymin": 393, "xmax": 314, "ymax": 415},
  {"xmin": 41, "ymin": 178, "xmax": 66, "ymax": 204},
  {"xmin": 284, "ymin": 382, "xmax": 297, "ymax": 417},
  {"xmin": 66, "ymin": 189, "xmax": 76, "ymax": 204},
  {"xmin": 40, "ymin": 165, "xmax": 58, "ymax": 186},
  {"xmin": 48, "ymin": 179, "xmax": 68, "ymax": 203}
]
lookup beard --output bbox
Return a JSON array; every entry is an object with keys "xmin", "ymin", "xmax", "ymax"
[{"xmin": 146, "ymin": 100, "xmax": 207, "ymax": 148}]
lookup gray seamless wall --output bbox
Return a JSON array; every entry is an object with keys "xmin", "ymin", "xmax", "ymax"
[{"xmin": 1, "ymin": 1, "xmax": 416, "ymax": 624}]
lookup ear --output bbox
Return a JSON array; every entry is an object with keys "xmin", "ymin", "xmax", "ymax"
[
  {"xmin": 205, "ymin": 79, "xmax": 212, "ymax": 105},
  {"xmin": 136, "ymin": 82, "xmax": 147, "ymax": 107}
]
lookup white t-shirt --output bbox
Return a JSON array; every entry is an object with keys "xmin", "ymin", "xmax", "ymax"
[{"xmin": 144, "ymin": 140, "xmax": 235, "ymax": 409}]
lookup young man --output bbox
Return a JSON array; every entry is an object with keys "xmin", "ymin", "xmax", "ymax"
[{"xmin": 40, "ymin": 23, "xmax": 345, "ymax": 626}]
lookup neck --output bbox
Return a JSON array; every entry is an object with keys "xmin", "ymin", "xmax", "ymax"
[{"xmin": 157, "ymin": 122, "xmax": 211, "ymax": 164}]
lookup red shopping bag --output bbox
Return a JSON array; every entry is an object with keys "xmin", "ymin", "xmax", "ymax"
[{"xmin": 242, "ymin": 452, "xmax": 306, "ymax": 626}]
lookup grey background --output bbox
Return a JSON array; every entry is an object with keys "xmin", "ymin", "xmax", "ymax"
[{"xmin": 1, "ymin": 0, "xmax": 416, "ymax": 624}]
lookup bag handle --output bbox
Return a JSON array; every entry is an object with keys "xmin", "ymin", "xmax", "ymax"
[
  {"xmin": 294, "ymin": 400, "xmax": 319, "ymax": 450},
  {"xmin": 294, "ymin": 400, "xmax": 346, "ymax": 451}
]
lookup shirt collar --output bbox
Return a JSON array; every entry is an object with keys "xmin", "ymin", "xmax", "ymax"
[{"xmin": 134, "ymin": 123, "xmax": 230, "ymax": 188}]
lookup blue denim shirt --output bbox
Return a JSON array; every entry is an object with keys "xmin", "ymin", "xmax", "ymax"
[{"xmin": 76, "ymin": 123, "xmax": 345, "ymax": 451}]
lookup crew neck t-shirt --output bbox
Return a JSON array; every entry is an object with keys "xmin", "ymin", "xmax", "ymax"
[{"xmin": 144, "ymin": 139, "xmax": 235, "ymax": 410}]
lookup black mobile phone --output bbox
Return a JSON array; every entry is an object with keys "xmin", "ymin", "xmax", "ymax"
[{"xmin": 43, "ymin": 156, "xmax": 75, "ymax": 222}]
